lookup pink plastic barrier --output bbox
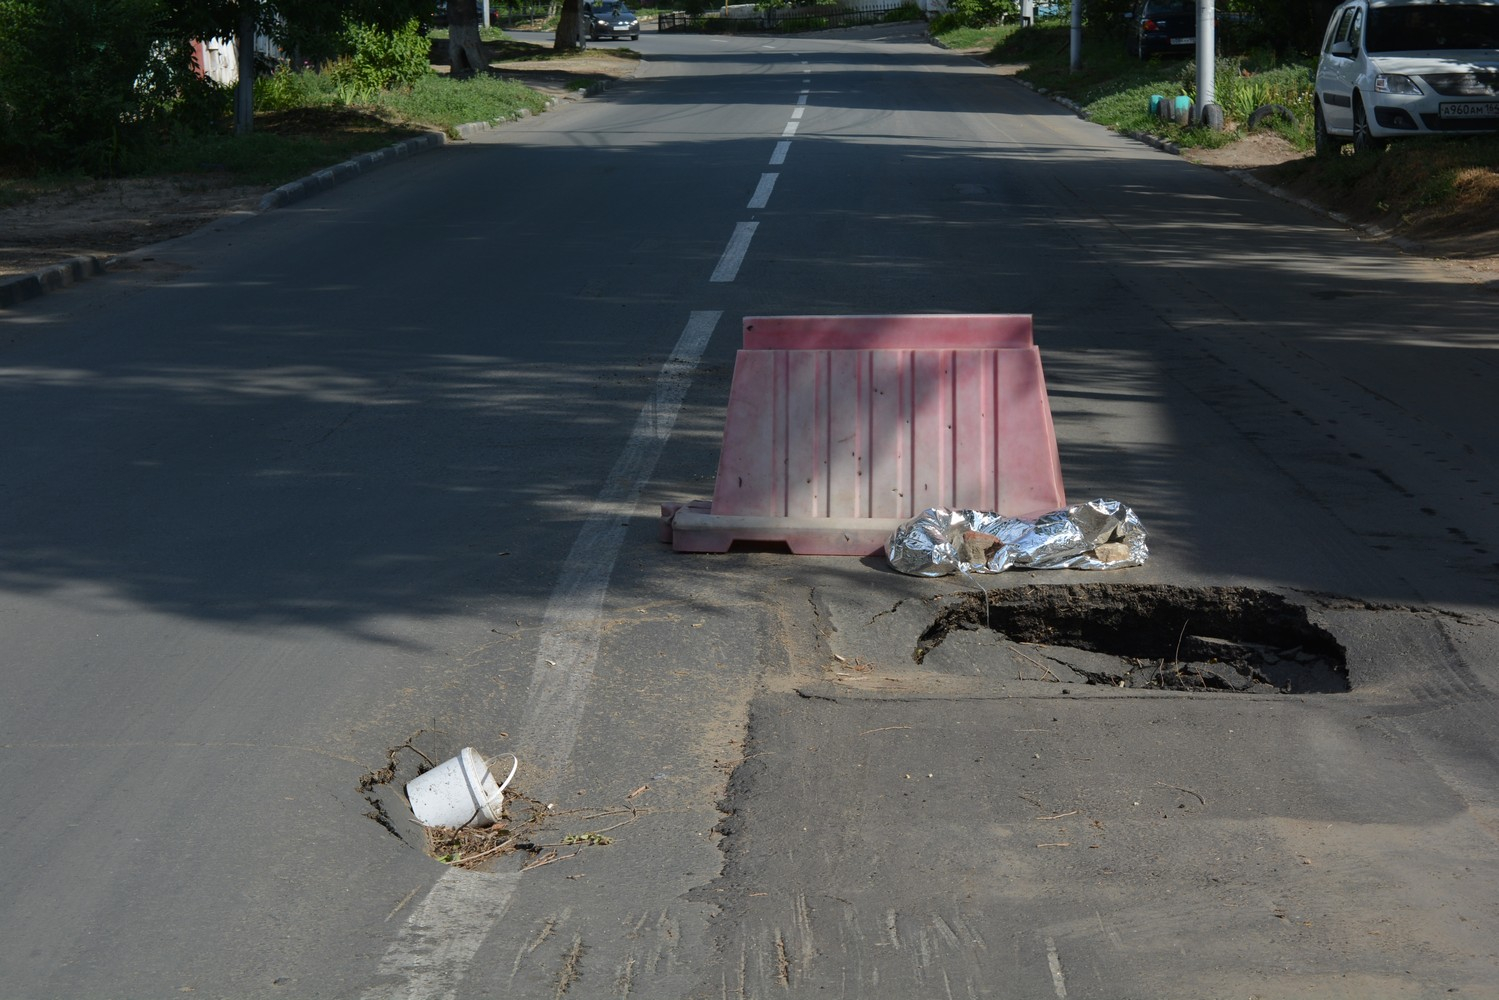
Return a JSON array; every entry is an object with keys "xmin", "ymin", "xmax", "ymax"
[{"xmin": 662, "ymin": 314, "xmax": 1066, "ymax": 556}]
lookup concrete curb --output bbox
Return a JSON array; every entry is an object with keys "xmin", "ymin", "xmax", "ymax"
[
  {"xmin": 1, "ymin": 77, "xmax": 618, "ymax": 309},
  {"xmin": 257, "ymin": 131, "xmax": 446, "ymax": 211},
  {"xmin": 0, "ymin": 255, "xmax": 107, "ymax": 309}
]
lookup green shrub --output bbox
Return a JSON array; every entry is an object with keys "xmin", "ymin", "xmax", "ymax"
[
  {"xmin": 327, "ymin": 18, "xmax": 431, "ymax": 104},
  {"xmin": 255, "ymin": 64, "xmax": 340, "ymax": 112},
  {"xmin": 943, "ymin": 0, "xmax": 1016, "ymax": 28},
  {"xmin": 1213, "ymin": 60, "xmax": 1314, "ymax": 133},
  {"xmin": 989, "ymin": 20, "xmax": 1070, "ymax": 60},
  {"xmin": 374, "ymin": 72, "xmax": 548, "ymax": 131},
  {"xmin": 0, "ymin": 0, "xmax": 183, "ymax": 173}
]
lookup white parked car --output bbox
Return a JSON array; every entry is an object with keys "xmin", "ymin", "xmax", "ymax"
[{"xmin": 1313, "ymin": 0, "xmax": 1499, "ymax": 155}]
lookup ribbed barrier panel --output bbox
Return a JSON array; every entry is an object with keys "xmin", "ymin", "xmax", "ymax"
[{"xmin": 662, "ymin": 315, "xmax": 1066, "ymax": 555}]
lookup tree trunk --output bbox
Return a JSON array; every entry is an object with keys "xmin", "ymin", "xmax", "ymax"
[
  {"xmin": 447, "ymin": 0, "xmax": 489, "ymax": 75},
  {"xmin": 553, "ymin": 0, "xmax": 586, "ymax": 51},
  {"xmin": 234, "ymin": 4, "xmax": 256, "ymax": 135}
]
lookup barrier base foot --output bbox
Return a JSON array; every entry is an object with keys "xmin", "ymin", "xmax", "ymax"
[{"xmin": 660, "ymin": 502, "xmax": 900, "ymax": 556}]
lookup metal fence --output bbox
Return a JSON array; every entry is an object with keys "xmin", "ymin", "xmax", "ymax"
[{"xmin": 658, "ymin": 4, "xmax": 923, "ymax": 33}]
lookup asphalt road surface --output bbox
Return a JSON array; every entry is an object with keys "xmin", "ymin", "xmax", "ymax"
[{"xmin": 3, "ymin": 23, "xmax": 1498, "ymax": 1000}]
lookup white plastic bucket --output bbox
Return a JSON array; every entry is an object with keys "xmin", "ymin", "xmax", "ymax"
[{"xmin": 406, "ymin": 748, "xmax": 518, "ymax": 829}]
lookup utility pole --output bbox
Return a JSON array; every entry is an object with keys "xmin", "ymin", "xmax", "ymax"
[
  {"xmin": 1196, "ymin": 0, "xmax": 1221, "ymax": 128},
  {"xmin": 1069, "ymin": 0, "xmax": 1081, "ymax": 72},
  {"xmin": 234, "ymin": 2, "xmax": 256, "ymax": 136}
]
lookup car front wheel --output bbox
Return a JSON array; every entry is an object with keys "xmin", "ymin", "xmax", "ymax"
[
  {"xmin": 1314, "ymin": 101, "xmax": 1344, "ymax": 158},
  {"xmin": 1352, "ymin": 97, "xmax": 1386, "ymax": 155}
]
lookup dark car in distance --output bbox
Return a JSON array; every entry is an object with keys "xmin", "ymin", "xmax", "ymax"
[
  {"xmin": 1126, "ymin": 0, "xmax": 1197, "ymax": 57},
  {"xmin": 584, "ymin": 1, "xmax": 640, "ymax": 39}
]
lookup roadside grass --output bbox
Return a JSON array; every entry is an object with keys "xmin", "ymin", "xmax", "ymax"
[
  {"xmin": 429, "ymin": 25, "xmax": 526, "ymax": 42},
  {"xmin": 0, "ymin": 31, "xmax": 585, "ymax": 201},
  {"xmin": 1261, "ymin": 134, "xmax": 1499, "ymax": 246},
  {"xmin": 117, "ymin": 70, "xmax": 548, "ymax": 188},
  {"xmin": 126, "ymin": 111, "xmax": 427, "ymax": 187},
  {"xmin": 380, "ymin": 73, "xmax": 549, "ymax": 130},
  {"xmin": 978, "ymin": 23, "xmax": 1314, "ymax": 151},
  {"xmin": 932, "ymin": 22, "xmax": 1020, "ymax": 52}
]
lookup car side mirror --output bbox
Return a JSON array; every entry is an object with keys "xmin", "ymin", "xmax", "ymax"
[{"xmin": 1330, "ymin": 39, "xmax": 1353, "ymax": 57}]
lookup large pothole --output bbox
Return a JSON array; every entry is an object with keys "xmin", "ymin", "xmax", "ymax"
[{"xmin": 915, "ymin": 584, "xmax": 1348, "ymax": 694}]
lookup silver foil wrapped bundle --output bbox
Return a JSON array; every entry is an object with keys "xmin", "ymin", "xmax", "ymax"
[{"xmin": 886, "ymin": 498, "xmax": 1148, "ymax": 577}]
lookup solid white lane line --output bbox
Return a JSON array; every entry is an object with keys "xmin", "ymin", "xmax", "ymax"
[
  {"xmin": 710, "ymin": 222, "xmax": 758, "ymax": 282},
  {"xmin": 770, "ymin": 141, "xmax": 791, "ymax": 165},
  {"xmin": 517, "ymin": 309, "xmax": 720, "ymax": 781},
  {"xmin": 367, "ymin": 871, "xmax": 519, "ymax": 1000},
  {"xmin": 364, "ymin": 311, "xmax": 724, "ymax": 1000},
  {"xmin": 781, "ymin": 121, "xmax": 799, "ymax": 137},
  {"xmin": 1046, "ymin": 937, "xmax": 1068, "ymax": 999},
  {"xmin": 747, "ymin": 173, "xmax": 778, "ymax": 210}
]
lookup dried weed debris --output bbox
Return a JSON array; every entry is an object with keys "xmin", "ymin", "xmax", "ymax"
[{"xmin": 422, "ymin": 799, "xmax": 643, "ymax": 872}]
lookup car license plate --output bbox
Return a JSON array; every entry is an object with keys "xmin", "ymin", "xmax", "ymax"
[
  {"xmin": 1440, "ymin": 101, "xmax": 1499, "ymax": 119},
  {"xmin": 1170, "ymin": 37, "xmax": 1195, "ymax": 45}
]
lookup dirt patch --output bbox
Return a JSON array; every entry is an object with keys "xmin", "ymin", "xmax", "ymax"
[
  {"xmin": 434, "ymin": 30, "xmax": 643, "ymax": 97},
  {"xmin": 487, "ymin": 50, "xmax": 641, "ymax": 94},
  {"xmin": 1180, "ymin": 128, "xmax": 1306, "ymax": 170},
  {"xmin": 0, "ymin": 178, "xmax": 268, "ymax": 278}
]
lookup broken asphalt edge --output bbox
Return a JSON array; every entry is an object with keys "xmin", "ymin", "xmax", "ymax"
[{"xmin": 0, "ymin": 79, "xmax": 614, "ymax": 310}]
